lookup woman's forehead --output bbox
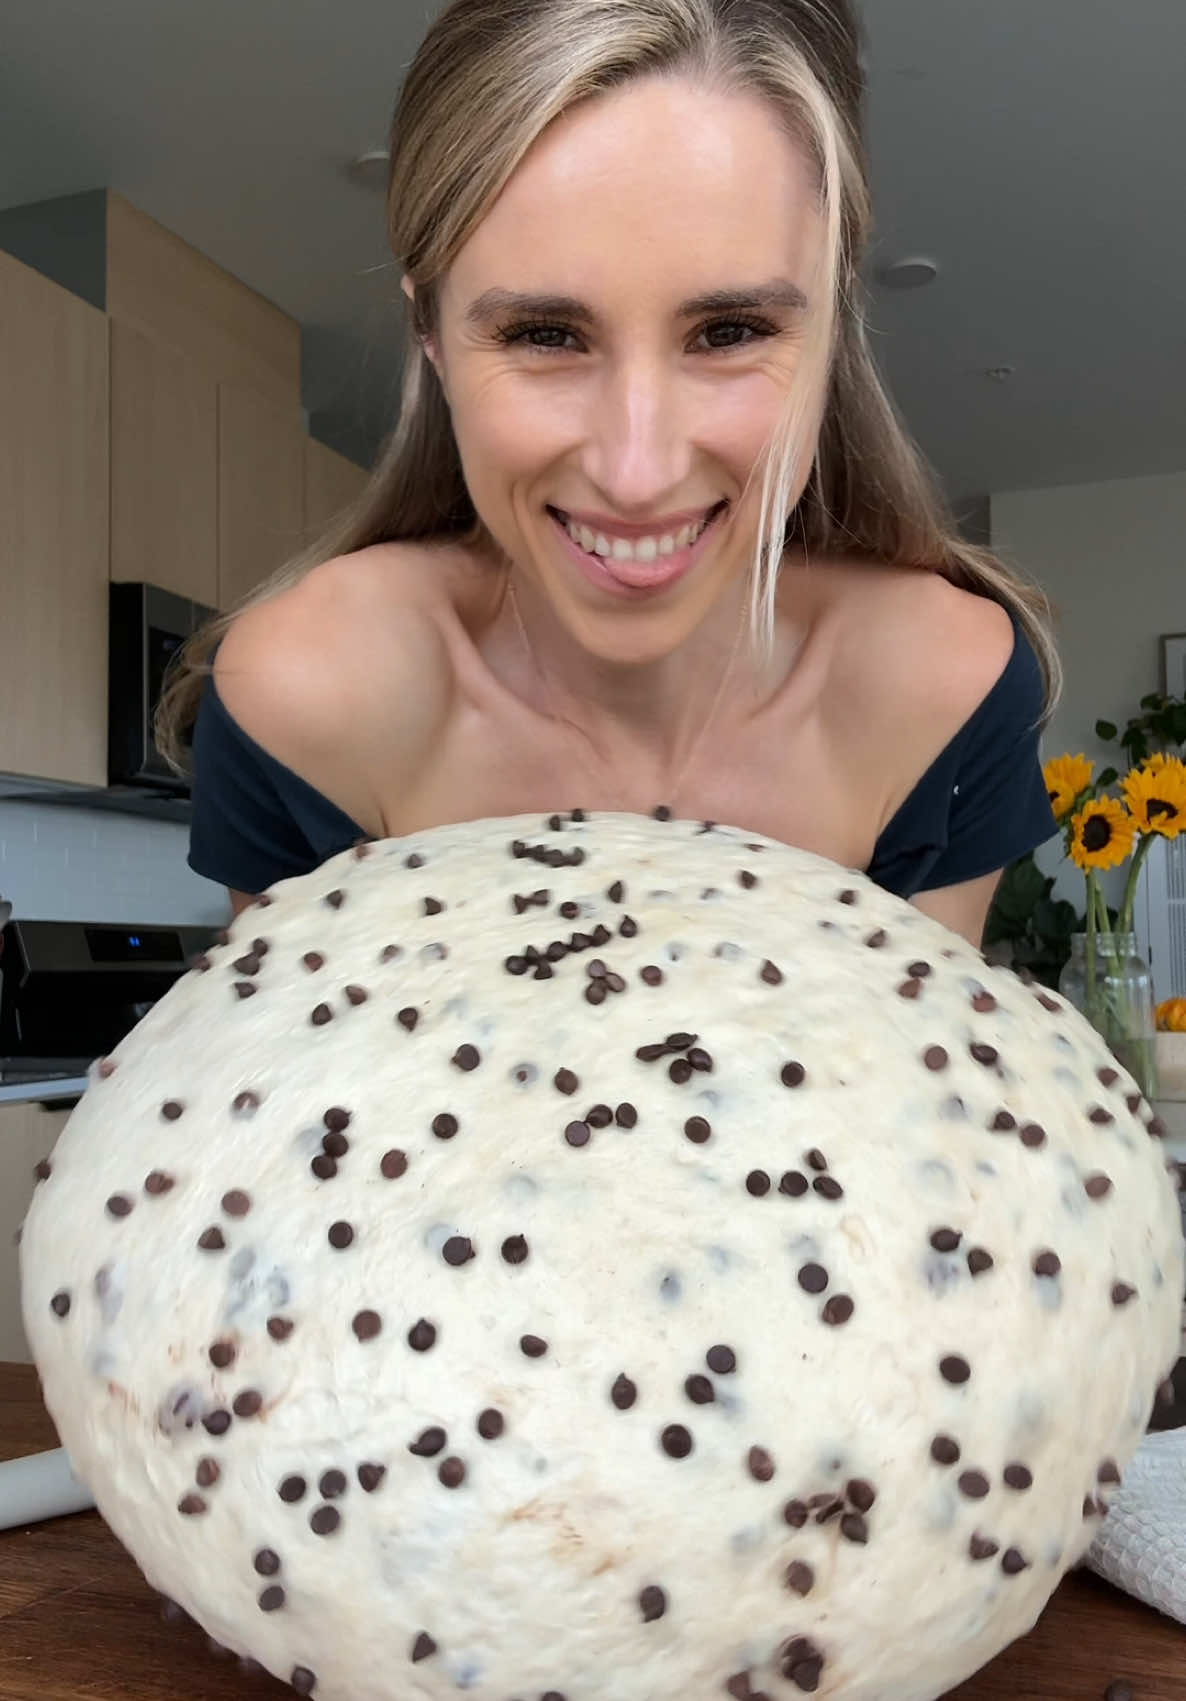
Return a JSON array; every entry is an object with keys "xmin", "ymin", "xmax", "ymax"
[{"xmin": 444, "ymin": 77, "xmax": 821, "ymax": 310}]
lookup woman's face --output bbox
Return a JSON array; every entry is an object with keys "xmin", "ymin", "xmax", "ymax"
[{"xmin": 419, "ymin": 75, "xmax": 826, "ymax": 665}]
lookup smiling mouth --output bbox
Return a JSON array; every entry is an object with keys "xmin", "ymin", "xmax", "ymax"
[{"xmin": 547, "ymin": 501, "xmax": 729, "ymax": 565}]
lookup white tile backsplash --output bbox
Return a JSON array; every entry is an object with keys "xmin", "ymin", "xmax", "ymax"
[{"xmin": 0, "ymin": 801, "xmax": 228, "ymax": 925}]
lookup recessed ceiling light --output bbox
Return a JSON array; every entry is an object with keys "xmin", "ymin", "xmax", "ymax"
[
  {"xmin": 982, "ymin": 365, "xmax": 1016, "ymax": 382},
  {"xmin": 346, "ymin": 149, "xmax": 390, "ymax": 191},
  {"xmin": 876, "ymin": 256, "xmax": 939, "ymax": 291}
]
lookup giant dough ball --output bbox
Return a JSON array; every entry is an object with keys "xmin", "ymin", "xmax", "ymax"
[{"xmin": 21, "ymin": 813, "xmax": 1182, "ymax": 1701}]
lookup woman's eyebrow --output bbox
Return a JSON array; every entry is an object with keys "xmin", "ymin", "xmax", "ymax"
[{"xmin": 463, "ymin": 278, "xmax": 809, "ymax": 328}]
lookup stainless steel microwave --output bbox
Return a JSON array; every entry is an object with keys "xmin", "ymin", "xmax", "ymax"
[{"xmin": 108, "ymin": 582, "xmax": 217, "ymax": 791}]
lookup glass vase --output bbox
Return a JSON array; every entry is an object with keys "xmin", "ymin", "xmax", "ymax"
[{"xmin": 1058, "ymin": 931, "xmax": 1160, "ymax": 1102}]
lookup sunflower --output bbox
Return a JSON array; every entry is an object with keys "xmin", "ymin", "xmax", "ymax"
[
  {"xmin": 1123, "ymin": 757, "xmax": 1186, "ymax": 839},
  {"xmin": 1069, "ymin": 797, "xmax": 1136, "ymax": 870},
  {"xmin": 1044, "ymin": 754, "xmax": 1095, "ymax": 821}
]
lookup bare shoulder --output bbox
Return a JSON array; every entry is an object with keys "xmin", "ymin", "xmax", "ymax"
[
  {"xmin": 824, "ymin": 563, "xmax": 1015, "ymax": 737},
  {"xmin": 213, "ymin": 540, "xmax": 479, "ymax": 812}
]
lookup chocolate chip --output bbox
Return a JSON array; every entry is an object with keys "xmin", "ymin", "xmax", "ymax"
[
  {"xmin": 380, "ymin": 943, "xmax": 402, "ymax": 962},
  {"xmin": 739, "ymin": 870, "xmax": 759, "ymax": 889},
  {"xmin": 452, "ymin": 1044, "xmax": 481, "ymax": 1071},
  {"xmin": 50, "ymin": 1291, "xmax": 71, "ymax": 1318},
  {"xmin": 160, "ymin": 1099, "xmax": 185, "ymax": 1122},
  {"xmin": 967, "ymin": 1248, "xmax": 994, "ymax": 1276},
  {"xmin": 746, "ymin": 1170, "xmax": 771, "ymax": 1196},
  {"xmin": 821, "ymin": 1294, "xmax": 854, "ymax": 1325},
  {"xmin": 321, "ymin": 1131, "xmax": 349, "ymax": 1159},
  {"xmin": 1111, "ymin": 1282, "xmax": 1137, "ymax": 1306},
  {"xmin": 687, "ymin": 1047, "xmax": 713, "ymax": 1072},
  {"xmin": 477, "ymin": 1408, "xmax": 505, "ymax": 1440},
  {"xmin": 586, "ymin": 1104, "xmax": 613, "ymax": 1128},
  {"xmin": 760, "ymin": 960, "xmax": 784, "ymax": 985},
  {"xmin": 438, "ymin": 1457, "xmax": 466, "ymax": 1488},
  {"xmin": 639, "ymin": 1585, "xmax": 667, "ymax": 1622},
  {"xmin": 898, "ymin": 978, "xmax": 923, "ymax": 999},
  {"xmin": 865, "ymin": 929, "xmax": 888, "ymax": 949},
  {"xmin": 258, "ymin": 1585, "xmax": 285, "ymax": 1612},
  {"xmin": 554, "ymin": 1068, "xmax": 579, "ymax": 1095},
  {"xmin": 840, "ymin": 1511, "xmax": 868, "ymax": 1543},
  {"xmin": 144, "ymin": 1170, "xmax": 175, "ymax": 1196},
  {"xmin": 611, "ymin": 1374, "xmax": 637, "ymax": 1410},
  {"xmin": 668, "ymin": 1057, "xmax": 693, "ymax": 1083},
  {"xmin": 990, "ymin": 1110, "xmax": 1017, "ymax": 1132},
  {"xmin": 397, "ymin": 1007, "xmax": 419, "ymax": 1031},
  {"xmin": 798, "ymin": 1263, "xmax": 829, "ymax": 1294},
  {"xmin": 358, "ymin": 1462, "xmax": 386, "ymax": 1492},
  {"xmin": 969, "ymin": 1534, "xmax": 1000, "ymax": 1561},
  {"xmin": 409, "ymin": 1427, "xmax": 447, "ymax": 1458},
  {"xmin": 784, "ymin": 1560, "xmax": 815, "ymax": 1596},
  {"xmin": 233, "ymin": 982, "xmax": 257, "ymax": 1000},
  {"xmin": 253, "ymin": 1548, "xmax": 280, "ymax": 1576},
  {"xmin": 325, "ymin": 889, "xmax": 344, "ymax": 908},
  {"xmin": 501, "ymin": 1235, "xmax": 529, "ymax": 1266},
  {"xmin": 209, "ymin": 1339, "xmax": 236, "ymax": 1369},
  {"xmin": 640, "ymin": 965, "xmax": 664, "ymax": 986},
  {"xmin": 1098, "ymin": 1458, "xmax": 1122, "ymax": 1485},
  {"xmin": 1085, "ymin": 1173, "xmax": 1113, "ymax": 1199},
  {"xmin": 805, "ymin": 1148, "xmax": 828, "ymax": 1172},
  {"xmin": 940, "ymin": 1355, "xmax": 971, "ymax": 1384},
  {"xmin": 309, "ymin": 1505, "xmax": 340, "ymax": 1536},
  {"xmin": 661, "ymin": 1424, "xmax": 693, "ymax": 1458},
  {"xmin": 1001, "ymin": 1547, "xmax": 1030, "ymax": 1575},
  {"xmin": 232, "ymin": 952, "xmax": 261, "ymax": 976},
  {"xmin": 684, "ymin": 1374, "xmax": 715, "ymax": 1405},
  {"xmin": 195, "ymin": 1457, "xmax": 220, "ymax": 1488},
  {"xmin": 177, "ymin": 1494, "xmax": 207, "ymax": 1516},
  {"xmin": 707, "ymin": 1344, "xmax": 736, "ymax": 1374},
  {"xmin": 278, "ymin": 1475, "xmax": 306, "ymax": 1504},
  {"xmin": 780, "ymin": 1061, "xmax": 806, "ymax": 1088},
  {"xmin": 931, "ymin": 1435, "xmax": 961, "ymax": 1465},
  {"xmin": 930, "ymin": 1227, "xmax": 961, "ymax": 1253},
  {"xmin": 327, "ymin": 1221, "xmax": 354, "ymax": 1250},
  {"xmin": 443, "ymin": 1236, "xmax": 474, "ymax": 1266},
  {"xmin": 653, "ymin": 804, "xmax": 672, "ymax": 821},
  {"xmin": 813, "ymin": 1176, "xmax": 844, "ymax": 1200},
  {"xmin": 221, "ymin": 1190, "xmax": 251, "ymax": 1218},
  {"xmin": 233, "ymin": 1390, "xmax": 263, "ymax": 1418},
  {"xmin": 302, "ymin": 952, "xmax": 325, "ymax": 972},
  {"xmin": 847, "ymin": 1479, "xmax": 877, "ymax": 1512},
  {"xmin": 198, "ymin": 1226, "xmax": 225, "ymax": 1252},
  {"xmin": 1004, "ymin": 1463, "xmax": 1033, "ymax": 1491},
  {"xmin": 1033, "ymin": 1250, "xmax": 1061, "ymax": 1278},
  {"xmin": 202, "ymin": 1409, "xmax": 231, "ymax": 1435},
  {"xmin": 106, "ymin": 1194, "xmax": 133, "ymax": 1219},
  {"xmin": 565, "ymin": 1120, "xmax": 591, "ymax": 1148},
  {"xmin": 1020, "ymin": 1122, "xmax": 1047, "ymax": 1148},
  {"xmin": 748, "ymin": 1446, "xmax": 776, "ymax": 1482},
  {"xmin": 684, "ymin": 1116, "xmax": 711, "ymax": 1143},
  {"xmin": 615, "ymin": 1102, "xmax": 638, "ymax": 1128},
  {"xmin": 958, "ymin": 1470, "xmax": 990, "ymax": 1499},
  {"xmin": 408, "ymin": 1319, "xmax": 437, "ymax": 1351},
  {"xmin": 411, "ymin": 1633, "xmax": 437, "ymax": 1663},
  {"xmin": 520, "ymin": 1334, "xmax": 548, "ymax": 1358},
  {"xmin": 970, "ymin": 1042, "xmax": 999, "ymax": 1066},
  {"xmin": 1089, "ymin": 1106, "xmax": 1115, "ymax": 1126},
  {"xmin": 779, "ymin": 1170, "xmax": 809, "ymax": 1197},
  {"xmin": 381, "ymin": 1149, "xmax": 408, "ymax": 1179},
  {"xmin": 291, "ymin": 1667, "xmax": 317, "ymax": 1695},
  {"xmin": 352, "ymin": 1310, "xmax": 382, "ymax": 1341},
  {"xmin": 267, "ymin": 1317, "xmax": 294, "ymax": 1342},
  {"xmin": 924, "ymin": 1046, "xmax": 949, "ymax": 1072},
  {"xmin": 232, "ymin": 1090, "xmax": 260, "ymax": 1115}
]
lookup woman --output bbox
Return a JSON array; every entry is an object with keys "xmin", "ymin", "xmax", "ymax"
[{"xmin": 159, "ymin": 0, "xmax": 1059, "ymax": 948}]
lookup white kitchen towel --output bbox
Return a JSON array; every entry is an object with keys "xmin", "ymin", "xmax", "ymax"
[{"xmin": 1087, "ymin": 1426, "xmax": 1186, "ymax": 1624}]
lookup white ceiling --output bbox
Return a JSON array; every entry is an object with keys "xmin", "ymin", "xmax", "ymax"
[{"xmin": 3, "ymin": 0, "xmax": 1184, "ymax": 504}]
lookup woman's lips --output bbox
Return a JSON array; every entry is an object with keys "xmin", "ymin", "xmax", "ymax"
[{"xmin": 547, "ymin": 502, "xmax": 728, "ymax": 596}]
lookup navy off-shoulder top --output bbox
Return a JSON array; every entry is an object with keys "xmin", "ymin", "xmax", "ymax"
[{"xmin": 187, "ymin": 610, "xmax": 1057, "ymax": 900}]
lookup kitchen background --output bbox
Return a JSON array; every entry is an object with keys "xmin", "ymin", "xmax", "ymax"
[{"xmin": 1, "ymin": 0, "xmax": 1185, "ymax": 1358}]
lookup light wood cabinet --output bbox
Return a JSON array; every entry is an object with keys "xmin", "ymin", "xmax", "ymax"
[
  {"xmin": 217, "ymin": 382, "xmax": 306, "ymax": 610},
  {"xmin": 0, "ymin": 251, "xmax": 109, "ymax": 786},
  {"xmin": 109, "ymin": 317, "xmax": 218, "ymax": 606},
  {"xmin": 0, "ymin": 1104, "xmax": 70, "ymax": 1363},
  {"xmin": 304, "ymin": 436, "xmax": 370, "ymax": 546}
]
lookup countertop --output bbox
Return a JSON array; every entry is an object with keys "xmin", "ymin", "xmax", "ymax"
[{"xmin": 2, "ymin": 1363, "xmax": 1185, "ymax": 1700}]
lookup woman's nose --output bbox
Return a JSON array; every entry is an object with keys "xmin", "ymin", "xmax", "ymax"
[{"xmin": 579, "ymin": 364, "xmax": 696, "ymax": 517}]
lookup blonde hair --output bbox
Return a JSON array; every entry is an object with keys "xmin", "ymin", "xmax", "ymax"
[{"xmin": 157, "ymin": 0, "xmax": 1059, "ymax": 768}]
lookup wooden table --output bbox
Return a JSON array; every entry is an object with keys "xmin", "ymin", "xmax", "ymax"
[{"xmin": 2, "ymin": 1365, "xmax": 1185, "ymax": 1700}]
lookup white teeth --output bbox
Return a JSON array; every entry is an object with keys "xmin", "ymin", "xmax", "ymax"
[{"xmin": 560, "ymin": 512, "xmax": 714, "ymax": 563}]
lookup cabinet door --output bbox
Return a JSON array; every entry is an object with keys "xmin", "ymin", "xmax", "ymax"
[
  {"xmin": 109, "ymin": 317, "xmax": 218, "ymax": 605},
  {"xmin": 217, "ymin": 383, "xmax": 305, "ymax": 611},
  {"xmin": 0, "ymin": 1103, "xmax": 70, "ymax": 1362},
  {"xmin": 303, "ymin": 437, "xmax": 369, "ymax": 547},
  {"xmin": 0, "ymin": 252, "xmax": 108, "ymax": 785}
]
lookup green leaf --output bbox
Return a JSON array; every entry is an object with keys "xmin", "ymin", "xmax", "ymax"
[
  {"xmin": 1141, "ymin": 693, "xmax": 1164, "ymax": 712},
  {"xmin": 1095, "ymin": 719, "xmax": 1118, "ymax": 741},
  {"xmin": 1097, "ymin": 766, "xmax": 1119, "ymax": 788}
]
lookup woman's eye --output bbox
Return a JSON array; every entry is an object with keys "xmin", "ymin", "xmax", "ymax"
[
  {"xmin": 497, "ymin": 322, "xmax": 579, "ymax": 352},
  {"xmin": 494, "ymin": 316, "xmax": 777, "ymax": 355},
  {"xmin": 697, "ymin": 316, "xmax": 776, "ymax": 351}
]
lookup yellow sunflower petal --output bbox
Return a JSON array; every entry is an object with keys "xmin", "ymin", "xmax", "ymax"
[
  {"xmin": 1044, "ymin": 753, "xmax": 1095, "ymax": 822},
  {"xmin": 1070, "ymin": 797, "xmax": 1136, "ymax": 870},
  {"xmin": 1122, "ymin": 760, "xmax": 1186, "ymax": 839}
]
